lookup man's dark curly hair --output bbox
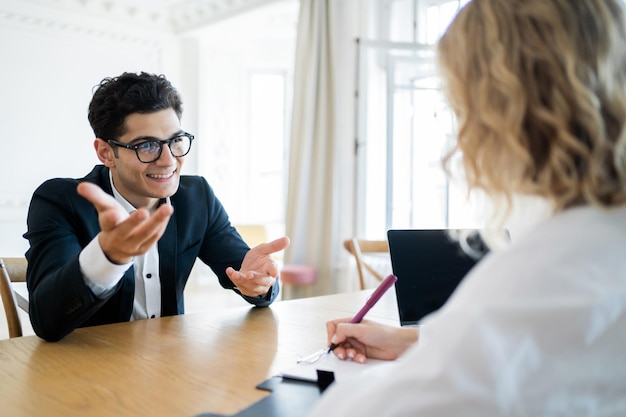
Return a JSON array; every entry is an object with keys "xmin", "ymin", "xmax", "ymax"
[{"xmin": 87, "ymin": 72, "xmax": 183, "ymax": 141}]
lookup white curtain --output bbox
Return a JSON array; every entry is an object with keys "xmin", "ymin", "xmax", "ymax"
[{"xmin": 284, "ymin": 0, "xmax": 363, "ymax": 295}]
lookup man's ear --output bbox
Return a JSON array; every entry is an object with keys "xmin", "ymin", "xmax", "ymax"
[{"xmin": 94, "ymin": 138, "xmax": 116, "ymax": 167}]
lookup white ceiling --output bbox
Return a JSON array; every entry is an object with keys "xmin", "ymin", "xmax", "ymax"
[{"xmin": 5, "ymin": 0, "xmax": 295, "ymax": 34}]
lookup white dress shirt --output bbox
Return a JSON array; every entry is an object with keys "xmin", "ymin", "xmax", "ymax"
[
  {"xmin": 309, "ymin": 204, "xmax": 626, "ymax": 416},
  {"xmin": 79, "ymin": 174, "xmax": 164, "ymax": 321}
]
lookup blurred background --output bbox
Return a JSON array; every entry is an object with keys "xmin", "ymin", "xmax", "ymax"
[{"xmin": 0, "ymin": 0, "xmax": 481, "ymax": 323}]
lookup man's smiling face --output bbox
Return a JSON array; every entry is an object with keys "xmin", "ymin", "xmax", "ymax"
[{"xmin": 99, "ymin": 108, "xmax": 185, "ymax": 209}]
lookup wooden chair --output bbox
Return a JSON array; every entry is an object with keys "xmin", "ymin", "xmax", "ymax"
[
  {"xmin": 343, "ymin": 238, "xmax": 390, "ymax": 290},
  {"xmin": 0, "ymin": 257, "xmax": 27, "ymax": 338}
]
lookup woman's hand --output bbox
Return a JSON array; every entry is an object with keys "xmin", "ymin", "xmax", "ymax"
[{"xmin": 326, "ymin": 318, "xmax": 419, "ymax": 363}]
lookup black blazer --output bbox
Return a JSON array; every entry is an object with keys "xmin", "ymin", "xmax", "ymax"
[{"xmin": 24, "ymin": 165, "xmax": 279, "ymax": 341}]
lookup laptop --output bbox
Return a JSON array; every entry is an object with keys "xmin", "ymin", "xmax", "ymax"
[{"xmin": 387, "ymin": 229, "xmax": 489, "ymax": 326}]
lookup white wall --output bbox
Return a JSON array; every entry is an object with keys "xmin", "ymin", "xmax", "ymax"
[{"xmin": 0, "ymin": 1, "xmax": 191, "ymax": 256}]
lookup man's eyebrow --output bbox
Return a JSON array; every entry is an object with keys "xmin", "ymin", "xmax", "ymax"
[
  {"xmin": 128, "ymin": 135, "xmax": 159, "ymax": 144},
  {"xmin": 128, "ymin": 131, "xmax": 184, "ymax": 144}
]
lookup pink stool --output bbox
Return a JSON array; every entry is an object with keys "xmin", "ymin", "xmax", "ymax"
[{"xmin": 280, "ymin": 264, "xmax": 317, "ymax": 299}]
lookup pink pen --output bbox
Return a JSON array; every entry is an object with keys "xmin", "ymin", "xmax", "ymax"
[{"xmin": 328, "ymin": 274, "xmax": 398, "ymax": 352}]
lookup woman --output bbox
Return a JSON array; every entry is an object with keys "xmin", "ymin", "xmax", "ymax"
[{"xmin": 309, "ymin": 0, "xmax": 626, "ymax": 415}]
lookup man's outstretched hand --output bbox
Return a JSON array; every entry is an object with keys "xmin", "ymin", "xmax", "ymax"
[
  {"xmin": 77, "ymin": 182, "xmax": 173, "ymax": 265},
  {"xmin": 226, "ymin": 236, "xmax": 290, "ymax": 297}
]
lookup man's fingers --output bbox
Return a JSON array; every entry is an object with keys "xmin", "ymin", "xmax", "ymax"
[
  {"xmin": 99, "ymin": 209, "xmax": 134, "ymax": 231},
  {"xmin": 78, "ymin": 182, "xmax": 130, "ymax": 230},
  {"xmin": 228, "ymin": 268, "xmax": 274, "ymax": 286},
  {"xmin": 251, "ymin": 236, "xmax": 290, "ymax": 256},
  {"xmin": 226, "ymin": 267, "xmax": 275, "ymax": 296},
  {"xmin": 116, "ymin": 205, "xmax": 173, "ymax": 252},
  {"xmin": 77, "ymin": 182, "xmax": 126, "ymax": 216},
  {"xmin": 227, "ymin": 236, "xmax": 288, "ymax": 296}
]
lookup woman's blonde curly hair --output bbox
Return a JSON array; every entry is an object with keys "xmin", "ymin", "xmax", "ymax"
[{"xmin": 438, "ymin": 0, "xmax": 626, "ymax": 218}]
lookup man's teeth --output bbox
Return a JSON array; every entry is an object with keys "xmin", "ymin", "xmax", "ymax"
[{"xmin": 148, "ymin": 173, "xmax": 173, "ymax": 179}]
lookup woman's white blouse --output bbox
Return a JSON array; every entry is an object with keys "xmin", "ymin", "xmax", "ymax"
[{"xmin": 309, "ymin": 205, "xmax": 626, "ymax": 416}]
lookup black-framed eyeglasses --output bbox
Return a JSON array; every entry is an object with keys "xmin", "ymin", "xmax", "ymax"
[{"xmin": 108, "ymin": 132, "xmax": 195, "ymax": 163}]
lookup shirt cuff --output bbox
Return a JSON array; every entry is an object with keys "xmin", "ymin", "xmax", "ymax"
[{"xmin": 79, "ymin": 235, "xmax": 132, "ymax": 298}]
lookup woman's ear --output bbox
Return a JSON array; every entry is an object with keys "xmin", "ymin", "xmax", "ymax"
[{"xmin": 94, "ymin": 138, "xmax": 116, "ymax": 167}]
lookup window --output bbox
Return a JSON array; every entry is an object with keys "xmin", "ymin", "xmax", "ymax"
[
  {"xmin": 356, "ymin": 0, "xmax": 481, "ymax": 239},
  {"xmin": 246, "ymin": 71, "xmax": 288, "ymax": 224},
  {"xmin": 194, "ymin": 1, "xmax": 298, "ymax": 236}
]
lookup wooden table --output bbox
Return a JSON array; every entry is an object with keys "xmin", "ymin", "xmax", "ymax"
[{"xmin": 0, "ymin": 289, "xmax": 399, "ymax": 417}]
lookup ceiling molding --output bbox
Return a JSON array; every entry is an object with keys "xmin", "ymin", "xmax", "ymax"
[
  {"xmin": 0, "ymin": 0, "xmax": 166, "ymax": 48},
  {"xmin": 0, "ymin": 0, "xmax": 288, "ymax": 35},
  {"xmin": 167, "ymin": 0, "xmax": 285, "ymax": 33}
]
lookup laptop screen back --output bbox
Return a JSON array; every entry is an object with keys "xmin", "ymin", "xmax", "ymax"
[{"xmin": 387, "ymin": 229, "xmax": 486, "ymax": 326}]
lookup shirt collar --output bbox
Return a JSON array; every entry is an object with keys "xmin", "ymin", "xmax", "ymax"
[{"xmin": 108, "ymin": 170, "xmax": 170, "ymax": 214}]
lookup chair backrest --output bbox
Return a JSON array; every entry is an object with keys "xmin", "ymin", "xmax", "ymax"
[
  {"xmin": 0, "ymin": 257, "xmax": 27, "ymax": 338},
  {"xmin": 343, "ymin": 238, "xmax": 390, "ymax": 290}
]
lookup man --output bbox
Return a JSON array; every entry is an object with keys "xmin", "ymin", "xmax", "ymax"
[{"xmin": 24, "ymin": 72, "xmax": 289, "ymax": 342}]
